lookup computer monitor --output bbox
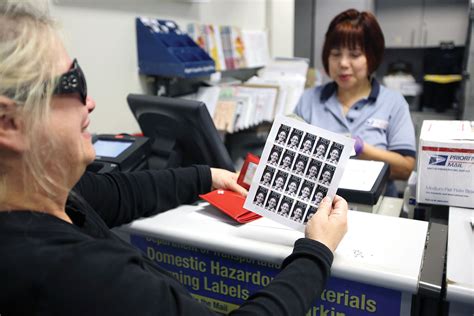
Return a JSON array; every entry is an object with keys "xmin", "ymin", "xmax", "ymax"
[{"xmin": 127, "ymin": 94, "xmax": 235, "ymax": 172}]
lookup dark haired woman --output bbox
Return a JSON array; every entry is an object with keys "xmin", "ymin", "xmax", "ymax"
[{"xmin": 294, "ymin": 9, "xmax": 416, "ymax": 196}]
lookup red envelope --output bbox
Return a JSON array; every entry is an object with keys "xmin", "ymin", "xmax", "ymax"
[
  {"xmin": 200, "ymin": 190, "xmax": 261, "ymax": 223},
  {"xmin": 237, "ymin": 153, "xmax": 261, "ymax": 190}
]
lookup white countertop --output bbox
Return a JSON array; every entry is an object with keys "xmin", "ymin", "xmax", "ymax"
[
  {"xmin": 447, "ymin": 207, "xmax": 474, "ymax": 305},
  {"xmin": 120, "ymin": 202, "xmax": 428, "ymax": 294}
]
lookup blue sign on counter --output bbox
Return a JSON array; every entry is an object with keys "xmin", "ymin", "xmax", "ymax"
[{"xmin": 130, "ymin": 234, "xmax": 404, "ymax": 315}]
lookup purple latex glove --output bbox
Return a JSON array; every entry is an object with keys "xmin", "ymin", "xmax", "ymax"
[{"xmin": 353, "ymin": 136, "xmax": 364, "ymax": 155}]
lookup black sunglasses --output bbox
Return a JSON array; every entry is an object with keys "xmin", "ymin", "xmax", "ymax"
[{"xmin": 53, "ymin": 59, "xmax": 87, "ymax": 105}]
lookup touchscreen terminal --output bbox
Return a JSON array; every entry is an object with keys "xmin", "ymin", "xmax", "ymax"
[{"xmin": 94, "ymin": 139, "xmax": 133, "ymax": 158}]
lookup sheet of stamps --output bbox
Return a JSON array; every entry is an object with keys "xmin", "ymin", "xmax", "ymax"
[{"xmin": 244, "ymin": 115, "xmax": 354, "ymax": 232}]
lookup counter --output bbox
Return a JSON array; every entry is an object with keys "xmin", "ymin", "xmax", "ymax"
[{"xmin": 117, "ymin": 202, "xmax": 429, "ymax": 315}]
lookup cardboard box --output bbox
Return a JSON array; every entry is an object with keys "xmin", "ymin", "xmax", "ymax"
[{"xmin": 417, "ymin": 120, "xmax": 474, "ymax": 208}]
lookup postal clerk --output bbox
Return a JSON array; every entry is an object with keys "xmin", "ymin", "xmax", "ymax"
[{"xmin": 294, "ymin": 9, "xmax": 416, "ymax": 196}]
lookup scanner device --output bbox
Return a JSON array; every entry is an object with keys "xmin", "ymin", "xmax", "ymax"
[{"xmin": 87, "ymin": 134, "xmax": 151, "ymax": 173}]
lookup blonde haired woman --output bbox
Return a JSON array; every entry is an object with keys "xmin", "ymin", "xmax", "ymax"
[{"xmin": 0, "ymin": 1, "xmax": 348, "ymax": 315}]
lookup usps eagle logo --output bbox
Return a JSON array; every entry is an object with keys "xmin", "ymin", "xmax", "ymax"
[{"xmin": 429, "ymin": 155, "xmax": 448, "ymax": 166}]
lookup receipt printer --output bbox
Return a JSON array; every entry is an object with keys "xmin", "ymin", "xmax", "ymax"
[{"xmin": 87, "ymin": 134, "xmax": 151, "ymax": 173}]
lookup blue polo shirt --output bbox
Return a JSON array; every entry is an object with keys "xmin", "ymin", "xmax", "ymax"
[
  {"xmin": 294, "ymin": 80, "xmax": 416, "ymax": 157},
  {"xmin": 294, "ymin": 80, "xmax": 416, "ymax": 197}
]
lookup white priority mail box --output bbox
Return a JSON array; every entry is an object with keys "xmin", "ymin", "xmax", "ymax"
[{"xmin": 417, "ymin": 120, "xmax": 474, "ymax": 208}]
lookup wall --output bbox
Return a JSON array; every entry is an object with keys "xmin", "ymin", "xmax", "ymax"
[
  {"xmin": 50, "ymin": 0, "xmax": 294, "ymax": 134},
  {"xmin": 461, "ymin": 5, "xmax": 473, "ymax": 120},
  {"xmin": 266, "ymin": 0, "xmax": 295, "ymax": 58}
]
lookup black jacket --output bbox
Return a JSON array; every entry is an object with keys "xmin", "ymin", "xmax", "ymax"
[{"xmin": 0, "ymin": 166, "xmax": 333, "ymax": 315}]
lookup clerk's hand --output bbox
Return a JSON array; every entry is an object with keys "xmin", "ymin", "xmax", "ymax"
[
  {"xmin": 210, "ymin": 168, "xmax": 248, "ymax": 197},
  {"xmin": 353, "ymin": 136, "xmax": 365, "ymax": 156},
  {"xmin": 305, "ymin": 195, "xmax": 348, "ymax": 253}
]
